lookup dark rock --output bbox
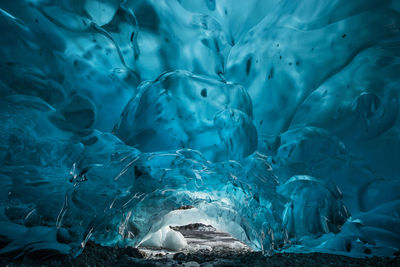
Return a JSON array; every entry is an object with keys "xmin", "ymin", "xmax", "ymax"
[
  {"xmin": 176, "ymin": 205, "xmax": 194, "ymax": 210},
  {"xmin": 1, "ymin": 241, "xmax": 399, "ymax": 267}
]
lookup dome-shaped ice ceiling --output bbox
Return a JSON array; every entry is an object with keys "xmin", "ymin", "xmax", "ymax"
[{"xmin": 0, "ymin": 0, "xmax": 399, "ymax": 258}]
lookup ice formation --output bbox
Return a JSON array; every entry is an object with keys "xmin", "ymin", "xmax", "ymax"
[{"xmin": 0, "ymin": 0, "xmax": 399, "ymax": 259}]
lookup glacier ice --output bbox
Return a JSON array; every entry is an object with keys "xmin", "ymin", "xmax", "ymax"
[
  {"xmin": 139, "ymin": 225, "xmax": 187, "ymax": 251},
  {"xmin": 0, "ymin": 0, "xmax": 399, "ymax": 259},
  {"xmin": 114, "ymin": 70, "xmax": 257, "ymax": 161}
]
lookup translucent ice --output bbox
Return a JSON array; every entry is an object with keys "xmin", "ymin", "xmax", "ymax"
[
  {"xmin": 114, "ymin": 70, "xmax": 257, "ymax": 161},
  {"xmin": 140, "ymin": 225, "xmax": 187, "ymax": 251},
  {"xmin": 0, "ymin": 0, "xmax": 399, "ymax": 259}
]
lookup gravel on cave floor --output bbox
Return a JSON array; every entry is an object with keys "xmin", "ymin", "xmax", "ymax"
[
  {"xmin": 1, "ymin": 223, "xmax": 399, "ymax": 266},
  {"xmin": 1, "ymin": 241, "xmax": 399, "ymax": 267}
]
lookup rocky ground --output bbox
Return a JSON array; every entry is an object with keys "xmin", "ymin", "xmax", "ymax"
[{"xmin": 1, "ymin": 224, "xmax": 399, "ymax": 266}]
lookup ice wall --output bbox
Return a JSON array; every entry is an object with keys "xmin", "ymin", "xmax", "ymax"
[{"xmin": 0, "ymin": 0, "xmax": 399, "ymax": 258}]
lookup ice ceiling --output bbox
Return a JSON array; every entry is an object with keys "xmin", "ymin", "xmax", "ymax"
[{"xmin": 0, "ymin": 0, "xmax": 399, "ymax": 258}]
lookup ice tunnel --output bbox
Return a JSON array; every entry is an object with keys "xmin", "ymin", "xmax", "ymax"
[{"xmin": 0, "ymin": 0, "xmax": 399, "ymax": 261}]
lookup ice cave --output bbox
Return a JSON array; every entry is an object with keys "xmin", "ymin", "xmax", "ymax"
[{"xmin": 0, "ymin": 0, "xmax": 399, "ymax": 265}]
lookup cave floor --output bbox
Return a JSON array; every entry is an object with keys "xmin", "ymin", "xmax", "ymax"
[
  {"xmin": 2, "ymin": 245, "xmax": 399, "ymax": 267},
  {"xmin": 1, "ymin": 224, "xmax": 399, "ymax": 266}
]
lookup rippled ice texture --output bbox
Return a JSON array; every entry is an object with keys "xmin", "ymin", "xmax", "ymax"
[{"xmin": 0, "ymin": 0, "xmax": 399, "ymax": 258}]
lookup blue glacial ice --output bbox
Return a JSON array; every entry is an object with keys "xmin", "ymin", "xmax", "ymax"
[{"xmin": 0, "ymin": 0, "xmax": 399, "ymax": 258}]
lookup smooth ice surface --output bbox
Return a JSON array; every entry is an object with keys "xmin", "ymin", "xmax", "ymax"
[
  {"xmin": 0, "ymin": 0, "xmax": 399, "ymax": 259},
  {"xmin": 140, "ymin": 225, "xmax": 187, "ymax": 251},
  {"xmin": 114, "ymin": 70, "xmax": 257, "ymax": 161}
]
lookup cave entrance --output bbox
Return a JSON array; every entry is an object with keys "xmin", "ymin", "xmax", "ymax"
[{"xmin": 136, "ymin": 206, "xmax": 252, "ymax": 257}]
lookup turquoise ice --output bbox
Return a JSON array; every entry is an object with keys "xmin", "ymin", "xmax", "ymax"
[{"xmin": 0, "ymin": 0, "xmax": 399, "ymax": 258}]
